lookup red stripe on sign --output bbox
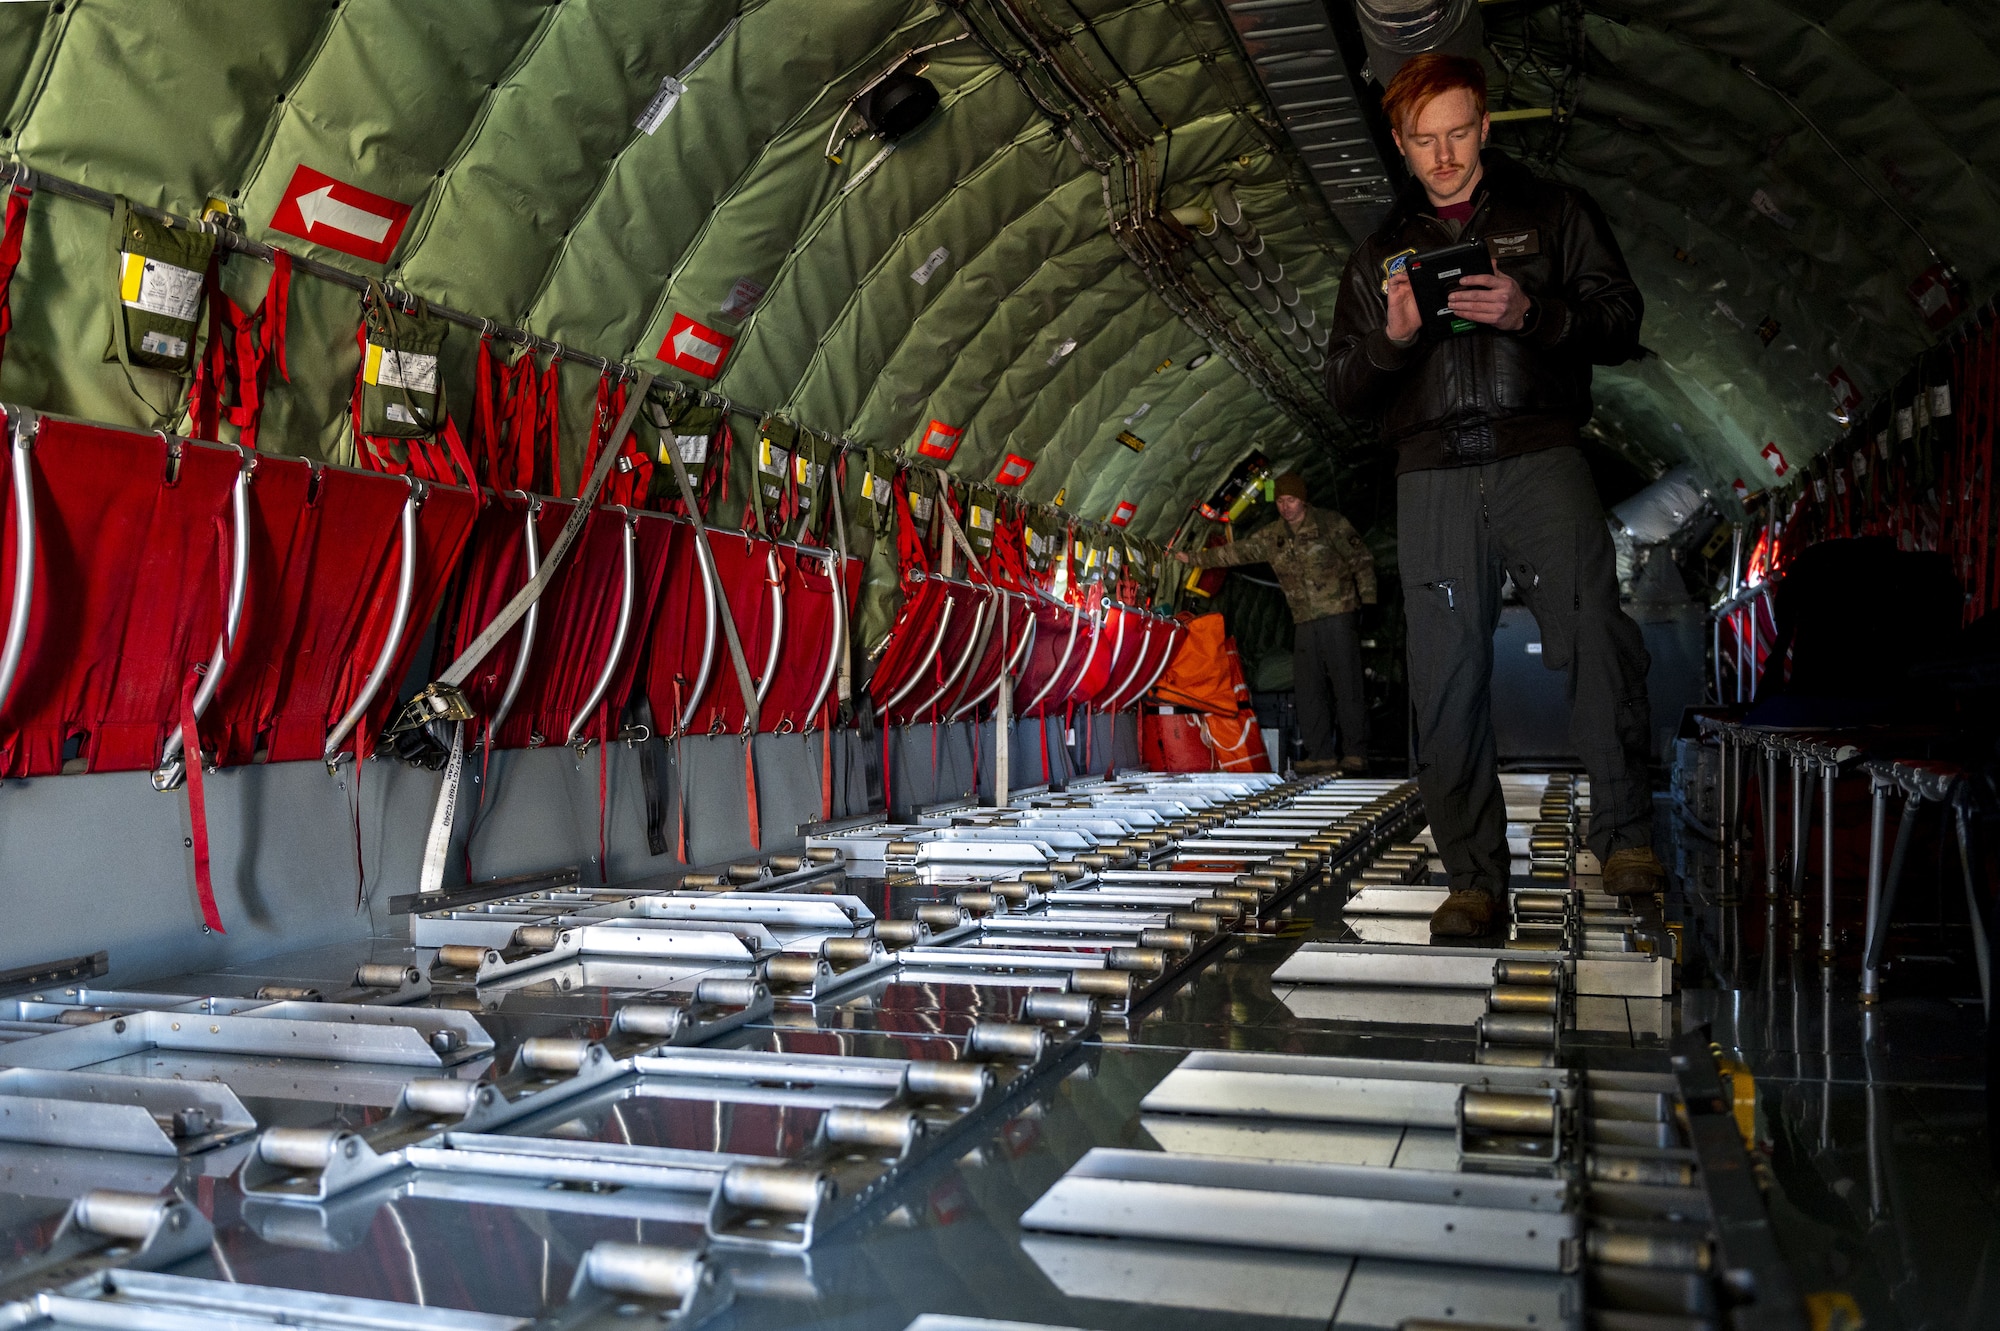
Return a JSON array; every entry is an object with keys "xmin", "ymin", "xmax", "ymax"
[
  {"xmin": 917, "ymin": 420, "xmax": 961, "ymax": 461},
  {"xmin": 659, "ymin": 313, "xmax": 734, "ymax": 380},
  {"xmin": 268, "ymin": 165, "xmax": 412, "ymax": 265}
]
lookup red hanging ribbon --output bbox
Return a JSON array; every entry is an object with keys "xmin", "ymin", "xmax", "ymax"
[
  {"xmin": 743, "ymin": 739, "xmax": 761, "ymax": 850},
  {"xmin": 598, "ymin": 742, "xmax": 610, "ymax": 884},
  {"xmin": 180, "ymin": 671, "xmax": 226, "ymax": 933},
  {"xmin": 0, "ymin": 183, "xmax": 29, "ymax": 372}
]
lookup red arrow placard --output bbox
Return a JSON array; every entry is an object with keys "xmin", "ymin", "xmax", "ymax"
[
  {"xmin": 1108, "ymin": 500, "xmax": 1137, "ymax": 527},
  {"xmin": 659, "ymin": 314, "xmax": 734, "ymax": 379},
  {"xmin": 996, "ymin": 452, "xmax": 1034, "ymax": 485},
  {"xmin": 269, "ymin": 165, "xmax": 412, "ymax": 265},
  {"xmin": 917, "ymin": 420, "xmax": 962, "ymax": 461}
]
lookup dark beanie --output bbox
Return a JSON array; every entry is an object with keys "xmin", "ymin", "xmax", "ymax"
[{"xmin": 1274, "ymin": 471, "xmax": 1308, "ymax": 500}]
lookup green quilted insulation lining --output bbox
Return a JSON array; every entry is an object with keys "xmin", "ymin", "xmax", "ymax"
[{"xmin": 0, "ymin": 0, "xmax": 1987, "ymax": 540}]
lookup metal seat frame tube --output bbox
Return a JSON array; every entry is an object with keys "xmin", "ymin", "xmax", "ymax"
[
  {"xmin": 874, "ymin": 589, "xmax": 954, "ymax": 713},
  {"xmin": 1762, "ymin": 743, "xmax": 1780, "ymax": 903},
  {"xmin": 802, "ymin": 551, "xmax": 845, "ymax": 730},
  {"xmin": 1123, "ymin": 623, "xmax": 1179, "ymax": 711},
  {"xmin": 1788, "ymin": 751, "xmax": 1812, "ymax": 906},
  {"xmin": 952, "ymin": 599, "xmax": 1037, "ymax": 721},
  {"xmin": 323, "ymin": 479, "xmax": 421, "ymax": 765},
  {"xmin": 1953, "ymin": 803, "xmax": 1991, "ymax": 1019},
  {"xmin": 1101, "ymin": 624, "xmax": 1156, "ymax": 712},
  {"xmin": 677, "ymin": 521, "xmax": 722, "ymax": 734},
  {"xmin": 909, "ymin": 591, "xmax": 989, "ymax": 721},
  {"xmin": 566, "ymin": 511, "xmax": 639, "ymax": 747},
  {"xmin": 154, "ymin": 447, "xmax": 254, "ymax": 787},
  {"xmin": 1021, "ymin": 601, "xmax": 1081, "ymax": 715},
  {"xmin": 0, "ymin": 412, "xmax": 37, "ymax": 722},
  {"xmin": 488, "ymin": 495, "xmax": 544, "ymax": 738},
  {"xmin": 752, "ymin": 545, "xmax": 786, "ymax": 709},
  {"xmin": 1818, "ymin": 758, "xmax": 1838, "ymax": 960},
  {"xmin": 1859, "ymin": 771, "xmax": 1893, "ymax": 1003}
]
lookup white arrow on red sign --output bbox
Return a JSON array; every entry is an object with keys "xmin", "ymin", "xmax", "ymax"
[
  {"xmin": 659, "ymin": 314, "xmax": 734, "ymax": 380},
  {"xmin": 269, "ymin": 165, "xmax": 412, "ymax": 264}
]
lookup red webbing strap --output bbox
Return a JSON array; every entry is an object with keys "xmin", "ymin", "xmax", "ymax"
[
  {"xmin": 590, "ymin": 377, "xmax": 646, "ymax": 508},
  {"xmin": 218, "ymin": 249, "xmax": 293, "ymax": 452},
  {"xmin": 1978, "ymin": 328, "xmax": 1996, "ymax": 617},
  {"xmin": 349, "ymin": 755, "xmax": 366, "ymax": 906},
  {"xmin": 598, "ymin": 742, "xmax": 610, "ymax": 884},
  {"xmin": 190, "ymin": 278, "xmax": 233, "ymax": 442},
  {"xmin": 438, "ymin": 416, "xmax": 479, "ymax": 492},
  {"xmin": 469, "ymin": 338, "xmax": 499, "ymax": 486},
  {"xmin": 820, "ymin": 703, "xmax": 836, "ymax": 819},
  {"xmin": 744, "ymin": 738, "xmax": 761, "ymax": 849},
  {"xmin": 502, "ymin": 351, "xmax": 539, "ymax": 493},
  {"xmin": 891, "ymin": 472, "xmax": 930, "ymax": 575},
  {"xmin": 260, "ymin": 250, "xmax": 292, "ymax": 390},
  {"xmin": 1038, "ymin": 707, "xmax": 1051, "ymax": 784},
  {"xmin": 539, "ymin": 354, "xmax": 564, "ymax": 497},
  {"xmin": 180, "ymin": 672, "xmax": 226, "ymax": 933},
  {"xmin": 0, "ymin": 183, "xmax": 29, "ymax": 371},
  {"xmin": 580, "ymin": 373, "xmax": 609, "ymax": 490},
  {"xmin": 671, "ymin": 680, "xmax": 689, "ymax": 863},
  {"xmin": 882, "ymin": 724, "xmax": 893, "ymax": 816}
]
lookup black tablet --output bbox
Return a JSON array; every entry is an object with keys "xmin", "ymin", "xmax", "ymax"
[{"xmin": 1405, "ymin": 241, "xmax": 1494, "ymax": 336}]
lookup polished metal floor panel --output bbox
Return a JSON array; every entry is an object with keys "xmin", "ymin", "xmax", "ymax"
[{"xmin": 1, "ymin": 781, "xmax": 1987, "ymax": 1327}]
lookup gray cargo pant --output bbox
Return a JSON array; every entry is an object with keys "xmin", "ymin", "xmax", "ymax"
[
  {"xmin": 1399, "ymin": 446, "xmax": 1653, "ymax": 898},
  {"xmin": 1294, "ymin": 611, "xmax": 1368, "ymax": 763}
]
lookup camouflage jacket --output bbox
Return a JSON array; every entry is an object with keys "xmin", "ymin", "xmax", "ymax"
[{"xmin": 1188, "ymin": 504, "xmax": 1378, "ymax": 621}]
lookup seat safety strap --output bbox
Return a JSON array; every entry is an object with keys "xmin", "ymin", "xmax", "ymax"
[
  {"xmin": 433, "ymin": 372, "xmax": 653, "ymax": 691},
  {"xmin": 417, "ymin": 720, "xmax": 465, "ymax": 898},
  {"xmin": 659, "ymin": 398, "xmax": 762, "ymax": 847},
  {"xmin": 180, "ymin": 670, "xmax": 226, "ymax": 933}
]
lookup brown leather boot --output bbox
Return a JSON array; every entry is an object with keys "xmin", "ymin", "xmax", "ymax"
[
  {"xmin": 1603, "ymin": 847, "xmax": 1667, "ymax": 897},
  {"xmin": 1338, "ymin": 755, "xmax": 1367, "ymax": 774},
  {"xmin": 1429, "ymin": 890, "xmax": 1497, "ymax": 938}
]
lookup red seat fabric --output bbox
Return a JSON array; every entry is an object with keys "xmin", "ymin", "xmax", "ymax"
[
  {"xmin": 0, "ymin": 417, "xmax": 479, "ymax": 774},
  {"xmin": 443, "ymin": 502, "xmax": 674, "ymax": 748},
  {"xmin": 0, "ymin": 419, "xmax": 238, "ymax": 776}
]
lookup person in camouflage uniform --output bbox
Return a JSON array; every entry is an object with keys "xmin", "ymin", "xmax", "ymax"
[{"xmin": 1177, "ymin": 472, "xmax": 1376, "ymax": 773}]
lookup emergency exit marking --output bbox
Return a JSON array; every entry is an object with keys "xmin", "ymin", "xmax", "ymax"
[
  {"xmin": 917, "ymin": 420, "xmax": 962, "ymax": 461},
  {"xmin": 996, "ymin": 453, "xmax": 1034, "ymax": 485},
  {"xmin": 1109, "ymin": 500, "xmax": 1137, "ymax": 527},
  {"xmin": 659, "ymin": 313, "xmax": 733, "ymax": 379},
  {"xmin": 269, "ymin": 165, "xmax": 411, "ymax": 264}
]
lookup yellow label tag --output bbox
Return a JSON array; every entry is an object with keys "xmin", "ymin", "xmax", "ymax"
[
  {"xmin": 969, "ymin": 504, "xmax": 992, "ymax": 530},
  {"xmin": 759, "ymin": 438, "xmax": 788, "ymax": 474},
  {"xmin": 118, "ymin": 251, "xmax": 145, "ymax": 304}
]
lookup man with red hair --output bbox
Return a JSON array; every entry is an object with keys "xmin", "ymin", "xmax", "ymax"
[{"xmin": 1329, "ymin": 53, "xmax": 1662, "ymax": 935}]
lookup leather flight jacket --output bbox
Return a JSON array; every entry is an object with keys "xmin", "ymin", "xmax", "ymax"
[{"xmin": 1327, "ymin": 150, "xmax": 1644, "ymax": 473}]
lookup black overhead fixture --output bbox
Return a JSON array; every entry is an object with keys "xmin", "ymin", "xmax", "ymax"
[
  {"xmin": 857, "ymin": 66, "xmax": 941, "ymax": 142},
  {"xmin": 824, "ymin": 39, "xmax": 962, "ymax": 164}
]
